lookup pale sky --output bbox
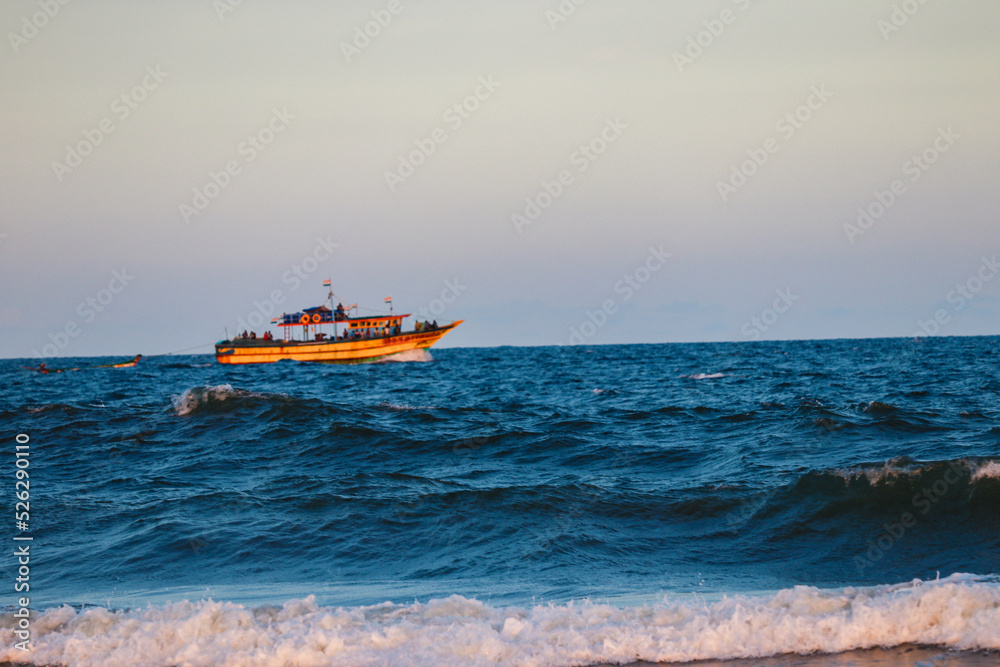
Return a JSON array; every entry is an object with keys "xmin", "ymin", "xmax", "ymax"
[{"xmin": 1, "ymin": 1, "xmax": 998, "ymax": 358}]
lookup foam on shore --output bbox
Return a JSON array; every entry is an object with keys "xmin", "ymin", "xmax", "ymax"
[{"xmin": 3, "ymin": 574, "xmax": 998, "ymax": 667}]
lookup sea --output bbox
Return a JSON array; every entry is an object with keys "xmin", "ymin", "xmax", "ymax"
[{"xmin": 1, "ymin": 336, "xmax": 998, "ymax": 666}]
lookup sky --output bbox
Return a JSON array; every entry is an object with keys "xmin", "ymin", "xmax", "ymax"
[{"xmin": 1, "ymin": 0, "xmax": 998, "ymax": 358}]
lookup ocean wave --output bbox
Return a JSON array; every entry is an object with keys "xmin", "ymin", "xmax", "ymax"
[
  {"xmin": 860, "ymin": 400, "xmax": 897, "ymax": 414},
  {"xmin": 23, "ymin": 403, "xmax": 83, "ymax": 415},
  {"xmin": 171, "ymin": 384, "xmax": 284, "ymax": 416},
  {"xmin": 376, "ymin": 401, "xmax": 437, "ymax": 412},
  {"xmin": 684, "ymin": 372, "xmax": 726, "ymax": 380},
  {"xmin": 971, "ymin": 460, "xmax": 1000, "ymax": 481},
  {"xmin": 825, "ymin": 456, "xmax": 999, "ymax": 486},
  {"xmin": 4, "ymin": 575, "xmax": 997, "ymax": 667},
  {"xmin": 378, "ymin": 349, "xmax": 434, "ymax": 363}
]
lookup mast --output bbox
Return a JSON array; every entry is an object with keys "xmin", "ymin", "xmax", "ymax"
[{"xmin": 325, "ymin": 278, "xmax": 335, "ymax": 339}]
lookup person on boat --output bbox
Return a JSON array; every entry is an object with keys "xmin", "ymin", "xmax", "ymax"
[
  {"xmin": 335, "ymin": 303, "xmax": 345, "ymax": 320},
  {"xmin": 250, "ymin": 331, "xmax": 257, "ymax": 339},
  {"xmin": 432, "ymin": 320, "xmax": 438, "ymax": 329},
  {"xmin": 37, "ymin": 363, "xmax": 48, "ymax": 374},
  {"xmin": 241, "ymin": 330, "xmax": 249, "ymax": 339}
]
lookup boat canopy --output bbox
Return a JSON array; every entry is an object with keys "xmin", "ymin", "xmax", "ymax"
[
  {"xmin": 276, "ymin": 306, "xmax": 342, "ymax": 326},
  {"xmin": 346, "ymin": 315, "xmax": 408, "ymax": 330},
  {"xmin": 276, "ymin": 307, "xmax": 410, "ymax": 328}
]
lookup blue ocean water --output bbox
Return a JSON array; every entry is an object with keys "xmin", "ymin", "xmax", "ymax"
[{"xmin": 2, "ymin": 337, "xmax": 999, "ymax": 665}]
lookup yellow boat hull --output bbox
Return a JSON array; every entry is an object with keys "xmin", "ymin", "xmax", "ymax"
[{"xmin": 215, "ymin": 321, "xmax": 461, "ymax": 365}]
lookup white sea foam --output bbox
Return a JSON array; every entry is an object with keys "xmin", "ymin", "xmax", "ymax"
[
  {"xmin": 4, "ymin": 575, "xmax": 998, "ymax": 667},
  {"xmin": 378, "ymin": 349, "xmax": 433, "ymax": 363},
  {"xmin": 377, "ymin": 401, "xmax": 435, "ymax": 411},
  {"xmin": 171, "ymin": 384, "xmax": 267, "ymax": 416},
  {"xmin": 684, "ymin": 372, "xmax": 726, "ymax": 380},
  {"xmin": 831, "ymin": 457, "xmax": 1000, "ymax": 485},
  {"xmin": 831, "ymin": 458, "xmax": 925, "ymax": 485},
  {"xmin": 971, "ymin": 460, "xmax": 1000, "ymax": 481}
]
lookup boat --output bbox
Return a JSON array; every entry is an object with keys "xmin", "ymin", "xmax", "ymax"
[
  {"xmin": 100, "ymin": 354, "xmax": 143, "ymax": 368},
  {"xmin": 24, "ymin": 354, "xmax": 142, "ymax": 374},
  {"xmin": 214, "ymin": 287, "xmax": 462, "ymax": 365}
]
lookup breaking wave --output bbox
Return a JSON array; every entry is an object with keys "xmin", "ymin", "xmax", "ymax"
[
  {"xmin": 171, "ymin": 384, "xmax": 282, "ymax": 416},
  {"xmin": 4, "ymin": 575, "xmax": 997, "ymax": 667},
  {"xmin": 823, "ymin": 456, "xmax": 1000, "ymax": 486},
  {"xmin": 683, "ymin": 372, "xmax": 726, "ymax": 379},
  {"xmin": 378, "ymin": 349, "xmax": 434, "ymax": 363}
]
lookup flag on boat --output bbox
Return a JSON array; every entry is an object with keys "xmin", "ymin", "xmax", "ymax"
[
  {"xmin": 323, "ymin": 279, "xmax": 331, "ymax": 287},
  {"xmin": 271, "ymin": 317, "xmax": 279, "ymax": 323},
  {"xmin": 384, "ymin": 296, "xmax": 392, "ymax": 303}
]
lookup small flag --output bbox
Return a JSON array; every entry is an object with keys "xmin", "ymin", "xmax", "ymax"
[
  {"xmin": 271, "ymin": 317, "xmax": 279, "ymax": 323},
  {"xmin": 384, "ymin": 296, "xmax": 392, "ymax": 303},
  {"xmin": 323, "ymin": 279, "xmax": 331, "ymax": 287}
]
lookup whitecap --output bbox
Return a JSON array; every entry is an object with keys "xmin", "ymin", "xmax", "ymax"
[
  {"xmin": 684, "ymin": 372, "xmax": 726, "ymax": 380},
  {"xmin": 377, "ymin": 349, "xmax": 434, "ymax": 363},
  {"xmin": 970, "ymin": 459, "xmax": 1000, "ymax": 481},
  {"xmin": 170, "ymin": 384, "xmax": 270, "ymax": 416},
  {"xmin": 6, "ymin": 574, "xmax": 998, "ymax": 667}
]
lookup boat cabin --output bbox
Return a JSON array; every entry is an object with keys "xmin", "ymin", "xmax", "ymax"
[
  {"xmin": 272, "ymin": 307, "xmax": 408, "ymax": 342},
  {"xmin": 345, "ymin": 315, "xmax": 404, "ymax": 338}
]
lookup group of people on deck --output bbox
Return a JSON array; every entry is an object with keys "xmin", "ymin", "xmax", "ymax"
[
  {"xmin": 345, "ymin": 323, "xmax": 401, "ymax": 339},
  {"xmin": 239, "ymin": 331, "xmax": 273, "ymax": 340},
  {"xmin": 308, "ymin": 324, "xmax": 401, "ymax": 342},
  {"xmin": 236, "ymin": 317, "xmax": 439, "ymax": 344}
]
